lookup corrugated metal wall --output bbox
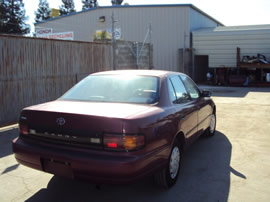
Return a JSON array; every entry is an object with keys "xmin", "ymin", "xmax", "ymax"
[
  {"xmin": 0, "ymin": 35, "xmax": 112, "ymax": 126},
  {"xmin": 36, "ymin": 6, "xmax": 191, "ymax": 71},
  {"xmin": 193, "ymin": 28, "xmax": 270, "ymax": 68}
]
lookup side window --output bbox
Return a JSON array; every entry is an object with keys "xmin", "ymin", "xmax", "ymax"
[
  {"xmin": 168, "ymin": 79, "xmax": 177, "ymax": 102},
  {"xmin": 169, "ymin": 76, "xmax": 190, "ymax": 103},
  {"xmin": 180, "ymin": 75, "xmax": 200, "ymax": 99}
]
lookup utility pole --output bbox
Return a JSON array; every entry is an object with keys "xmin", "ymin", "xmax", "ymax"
[{"xmin": 111, "ymin": 11, "xmax": 116, "ymax": 70}]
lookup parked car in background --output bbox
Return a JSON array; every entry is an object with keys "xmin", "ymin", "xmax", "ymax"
[{"xmin": 13, "ymin": 70, "xmax": 216, "ymax": 188}]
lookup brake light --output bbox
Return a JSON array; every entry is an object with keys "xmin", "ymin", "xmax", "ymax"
[
  {"xmin": 107, "ymin": 143, "xmax": 118, "ymax": 148},
  {"xmin": 103, "ymin": 134, "xmax": 145, "ymax": 151},
  {"xmin": 19, "ymin": 123, "xmax": 29, "ymax": 135}
]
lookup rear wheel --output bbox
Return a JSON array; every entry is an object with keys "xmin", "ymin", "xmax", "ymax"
[{"xmin": 154, "ymin": 141, "xmax": 182, "ymax": 188}]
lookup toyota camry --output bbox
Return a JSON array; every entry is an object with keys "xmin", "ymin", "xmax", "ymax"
[{"xmin": 13, "ymin": 70, "xmax": 216, "ymax": 188}]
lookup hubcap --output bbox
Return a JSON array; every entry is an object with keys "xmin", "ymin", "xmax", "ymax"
[
  {"xmin": 210, "ymin": 114, "xmax": 216, "ymax": 133},
  {"xmin": 169, "ymin": 146, "xmax": 180, "ymax": 179}
]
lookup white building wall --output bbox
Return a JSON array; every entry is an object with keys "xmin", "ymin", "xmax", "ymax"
[
  {"xmin": 36, "ymin": 5, "xmax": 220, "ymax": 72},
  {"xmin": 193, "ymin": 26, "xmax": 270, "ymax": 68}
]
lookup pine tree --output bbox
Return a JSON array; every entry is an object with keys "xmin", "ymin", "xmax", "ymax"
[
  {"xmin": 82, "ymin": 0, "xmax": 98, "ymax": 10},
  {"xmin": 35, "ymin": 0, "xmax": 51, "ymax": 23},
  {"xmin": 111, "ymin": 0, "xmax": 123, "ymax": 5},
  {"xmin": 0, "ymin": 0, "xmax": 30, "ymax": 35},
  {"xmin": 0, "ymin": 1, "xmax": 8, "ymax": 27},
  {"xmin": 59, "ymin": 0, "xmax": 76, "ymax": 16}
]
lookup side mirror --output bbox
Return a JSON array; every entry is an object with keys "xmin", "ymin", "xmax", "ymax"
[{"xmin": 201, "ymin": 90, "xmax": 211, "ymax": 97}]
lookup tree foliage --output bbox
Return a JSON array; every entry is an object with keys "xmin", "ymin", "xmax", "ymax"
[
  {"xmin": 59, "ymin": 0, "xmax": 76, "ymax": 16},
  {"xmin": 82, "ymin": 0, "xmax": 98, "ymax": 10},
  {"xmin": 35, "ymin": 0, "xmax": 51, "ymax": 23},
  {"xmin": 0, "ymin": 0, "xmax": 30, "ymax": 35},
  {"xmin": 111, "ymin": 0, "xmax": 123, "ymax": 5},
  {"xmin": 0, "ymin": 1, "xmax": 8, "ymax": 25}
]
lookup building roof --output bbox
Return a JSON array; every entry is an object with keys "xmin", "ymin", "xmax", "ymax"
[
  {"xmin": 35, "ymin": 4, "xmax": 223, "ymax": 26},
  {"xmin": 193, "ymin": 24, "xmax": 270, "ymax": 34}
]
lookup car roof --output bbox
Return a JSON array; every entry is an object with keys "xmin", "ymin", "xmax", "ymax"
[{"xmin": 91, "ymin": 69, "xmax": 183, "ymax": 77}]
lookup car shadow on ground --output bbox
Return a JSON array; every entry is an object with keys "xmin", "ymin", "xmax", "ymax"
[
  {"xmin": 26, "ymin": 131, "xmax": 244, "ymax": 202},
  {"xmin": 0, "ymin": 128, "xmax": 18, "ymax": 158}
]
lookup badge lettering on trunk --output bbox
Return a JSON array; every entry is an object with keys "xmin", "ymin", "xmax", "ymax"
[{"xmin": 56, "ymin": 117, "xmax": 65, "ymax": 126}]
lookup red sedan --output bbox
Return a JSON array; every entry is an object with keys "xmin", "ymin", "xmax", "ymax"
[{"xmin": 13, "ymin": 70, "xmax": 216, "ymax": 188}]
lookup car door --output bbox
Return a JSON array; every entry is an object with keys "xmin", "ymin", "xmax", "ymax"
[
  {"xmin": 180, "ymin": 74, "xmax": 212, "ymax": 135},
  {"xmin": 168, "ymin": 76, "xmax": 199, "ymax": 146}
]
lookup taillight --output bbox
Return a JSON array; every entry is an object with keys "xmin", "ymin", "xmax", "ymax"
[
  {"xmin": 103, "ymin": 134, "xmax": 145, "ymax": 151},
  {"xmin": 19, "ymin": 123, "xmax": 29, "ymax": 135}
]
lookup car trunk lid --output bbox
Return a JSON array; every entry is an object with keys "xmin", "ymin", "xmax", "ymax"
[{"xmin": 20, "ymin": 100, "xmax": 152, "ymax": 149}]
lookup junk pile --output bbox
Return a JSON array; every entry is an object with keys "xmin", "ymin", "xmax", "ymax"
[{"xmin": 242, "ymin": 54, "xmax": 270, "ymax": 64}]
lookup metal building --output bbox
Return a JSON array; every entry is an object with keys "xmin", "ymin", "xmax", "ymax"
[
  {"xmin": 193, "ymin": 24, "xmax": 270, "ymax": 68},
  {"xmin": 35, "ymin": 4, "xmax": 222, "ymax": 72}
]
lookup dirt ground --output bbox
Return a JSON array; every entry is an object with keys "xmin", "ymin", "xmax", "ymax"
[{"xmin": 0, "ymin": 86, "xmax": 270, "ymax": 202}]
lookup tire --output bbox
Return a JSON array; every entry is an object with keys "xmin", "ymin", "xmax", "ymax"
[
  {"xmin": 154, "ymin": 140, "xmax": 182, "ymax": 188},
  {"xmin": 205, "ymin": 113, "xmax": 216, "ymax": 137}
]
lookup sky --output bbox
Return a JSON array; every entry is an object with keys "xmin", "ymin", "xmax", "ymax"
[{"xmin": 24, "ymin": 0, "xmax": 270, "ymax": 33}]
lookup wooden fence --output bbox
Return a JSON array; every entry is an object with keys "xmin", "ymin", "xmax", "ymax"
[{"xmin": 0, "ymin": 35, "xmax": 113, "ymax": 126}]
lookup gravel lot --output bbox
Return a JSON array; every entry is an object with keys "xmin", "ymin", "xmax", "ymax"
[{"xmin": 0, "ymin": 86, "xmax": 270, "ymax": 202}]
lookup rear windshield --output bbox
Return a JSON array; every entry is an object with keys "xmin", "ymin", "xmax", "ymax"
[{"xmin": 60, "ymin": 75, "xmax": 160, "ymax": 104}]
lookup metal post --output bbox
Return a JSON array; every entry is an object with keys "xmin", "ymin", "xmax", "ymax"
[
  {"xmin": 149, "ymin": 23, "xmax": 152, "ymax": 46},
  {"xmin": 183, "ymin": 32, "xmax": 185, "ymax": 74},
  {"xmin": 111, "ymin": 12, "xmax": 116, "ymax": 70},
  {"xmin": 149, "ymin": 23, "xmax": 152, "ymax": 69},
  {"xmin": 183, "ymin": 31, "xmax": 189, "ymax": 74},
  {"xmin": 136, "ymin": 42, "xmax": 139, "ymax": 69}
]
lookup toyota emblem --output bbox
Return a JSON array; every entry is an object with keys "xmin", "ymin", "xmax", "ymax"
[{"xmin": 56, "ymin": 117, "xmax": 66, "ymax": 126}]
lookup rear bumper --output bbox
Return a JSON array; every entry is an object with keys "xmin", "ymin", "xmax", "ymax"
[{"xmin": 12, "ymin": 137, "xmax": 169, "ymax": 184}]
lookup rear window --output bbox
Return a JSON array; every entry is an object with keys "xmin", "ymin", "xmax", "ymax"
[{"xmin": 60, "ymin": 75, "xmax": 160, "ymax": 104}]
